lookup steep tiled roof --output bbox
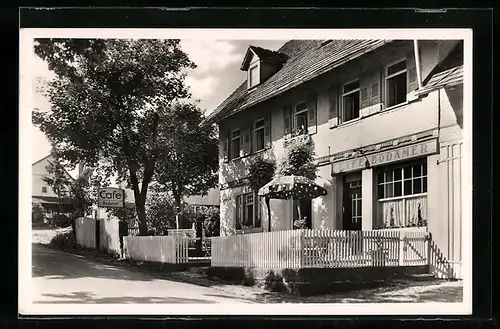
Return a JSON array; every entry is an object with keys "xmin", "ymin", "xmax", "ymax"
[
  {"xmin": 418, "ymin": 65, "xmax": 463, "ymax": 94},
  {"xmin": 248, "ymin": 46, "xmax": 288, "ymax": 65},
  {"xmin": 202, "ymin": 39, "xmax": 392, "ymax": 126}
]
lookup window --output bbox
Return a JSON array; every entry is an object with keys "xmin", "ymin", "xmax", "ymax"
[
  {"xmin": 230, "ymin": 129, "xmax": 241, "ymax": 160},
  {"xmin": 376, "ymin": 161, "xmax": 428, "ymax": 229},
  {"xmin": 254, "ymin": 119, "xmax": 265, "ymax": 152},
  {"xmin": 342, "ymin": 80, "xmax": 360, "ymax": 122},
  {"xmin": 294, "ymin": 102, "xmax": 308, "ymax": 135},
  {"xmin": 42, "ymin": 186, "xmax": 47, "ymax": 193},
  {"xmin": 386, "ymin": 59, "xmax": 407, "ymax": 107},
  {"xmin": 235, "ymin": 192, "xmax": 261, "ymax": 231},
  {"xmin": 249, "ymin": 65, "xmax": 259, "ymax": 88}
]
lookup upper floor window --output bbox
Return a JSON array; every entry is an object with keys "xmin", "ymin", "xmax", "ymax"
[
  {"xmin": 253, "ymin": 119, "xmax": 265, "ymax": 152},
  {"xmin": 386, "ymin": 59, "xmax": 407, "ymax": 107},
  {"xmin": 42, "ymin": 186, "xmax": 47, "ymax": 193},
  {"xmin": 230, "ymin": 129, "xmax": 241, "ymax": 160},
  {"xmin": 294, "ymin": 102, "xmax": 308, "ymax": 135},
  {"xmin": 249, "ymin": 65, "xmax": 259, "ymax": 88},
  {"xmin": 342, "ymin": 80, "xmax": 360, "ymax": 122}
]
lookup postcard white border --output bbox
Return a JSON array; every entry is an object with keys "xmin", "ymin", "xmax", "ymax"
[{"xmin": 19, "ymin": 28, "xmax": 473, "ymax": 316}]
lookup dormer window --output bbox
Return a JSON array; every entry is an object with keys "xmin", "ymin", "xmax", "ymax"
[
  {"xmin": 248, "ymin": 64, "xmax": 259, "ymax": 89},
  {"xmin": 241, "ymin": 45, "xmax": 288, "ymax": 90}
]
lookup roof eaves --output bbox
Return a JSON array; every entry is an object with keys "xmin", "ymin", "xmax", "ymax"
[{"xmin": 226, "ymin": 40, "xmax": 392, "ymax": 119}]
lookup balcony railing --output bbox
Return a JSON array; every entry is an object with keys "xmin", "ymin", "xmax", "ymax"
[{"xmin": 283, "ymin": 131, "xmax": 312, "ymax": 148}]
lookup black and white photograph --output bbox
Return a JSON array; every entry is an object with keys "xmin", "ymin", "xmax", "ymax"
[{"xmin": 19, "ymin": 28, "xmax": 472, "ymax": 315}]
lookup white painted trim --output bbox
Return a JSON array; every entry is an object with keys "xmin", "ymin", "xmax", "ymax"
[
  {"xmin": 248, "ymin": 63, "xmax": 260, "ymax": 89},
  {"xmin": 385, "ymin": 57, "xmax": 408, "ymax": 79}
]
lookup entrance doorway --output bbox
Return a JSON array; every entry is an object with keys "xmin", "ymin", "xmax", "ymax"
[{"xmin": 343, "ymin": 176, "xmax": 362, "ymax": 230}]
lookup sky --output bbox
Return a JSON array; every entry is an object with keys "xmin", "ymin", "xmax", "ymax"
[{"xmin": 31, "ymin": 39, "xmax": 287, "ymax": 174}]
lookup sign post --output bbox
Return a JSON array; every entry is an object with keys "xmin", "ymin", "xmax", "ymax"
[{"xmin": 97, "ymin": 187, "xmax": 125, "ymax": 255}]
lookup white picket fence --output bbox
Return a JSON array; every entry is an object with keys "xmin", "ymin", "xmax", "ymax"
[
  {"xmin": 75, "ymin": 217, "xmax": 96, "ymax": 249},
  {"xmin": 211, "ymin": 229, "xmax": 429, "ymax": 269},
  {"xmin": 123, "ymin": 236, "xmax": 189, "ymax": 264}
]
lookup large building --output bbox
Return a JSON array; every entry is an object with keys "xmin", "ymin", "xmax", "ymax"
[{"xmin": 202, "ymin": 39, "xmax": 464, "ymax": 278}]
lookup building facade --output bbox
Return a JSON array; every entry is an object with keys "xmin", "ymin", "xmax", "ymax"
[
  {"xmin": 203, "ymin": 39, "xmax": 465, "ymax": 278},
  {"xmin": 32, "ymin": 154, "xmax": 75, "ymax": 222}
]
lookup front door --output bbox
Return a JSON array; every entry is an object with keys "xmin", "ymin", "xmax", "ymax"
[{"xmin": 343, "ymin": 178, "xmax": 362, "ymax": 230}]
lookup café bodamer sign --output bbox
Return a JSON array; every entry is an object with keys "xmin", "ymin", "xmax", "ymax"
[{"xmin": 331, "ymin": 139, "xmax": 438, "ymax": 174}]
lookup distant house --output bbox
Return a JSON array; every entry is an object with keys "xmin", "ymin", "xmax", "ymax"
[
  {"xmin": 32, "ymin": 154, "xmax": 75, "ymax": 223},
  {"xmin": 185, "ymin": 187, "xmax": 220, "ymax": 214}
]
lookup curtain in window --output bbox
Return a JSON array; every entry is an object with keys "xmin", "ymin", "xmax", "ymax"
[
  {"xmin": 405, "ymin": 196, "xmax": 427, "ymax": 226},
  {"xmin": 378, "ymin": 199, "xmax": 404, "ymax": 228},
  {"xmin": 377, "ymin": 195, "xmax": 427, "ymax": 228}
]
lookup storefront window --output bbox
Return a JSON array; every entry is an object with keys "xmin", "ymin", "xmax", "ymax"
[{"xmin": 375, "ymin": 161, "xmax": 428, "ymax": 229}]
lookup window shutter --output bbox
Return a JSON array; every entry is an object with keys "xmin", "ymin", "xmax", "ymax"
[
  {"xmin": 407, "ymin": 55, "xmax": 418, "ymax": 93},
  {"xmin": 360, "ymin": 73, "xmax": 370, "ymax": 114},
  {"xmin": 307, "ymin": 94, "xmax": 317, "ymax": 134},
  {"xmin": 242, "ymin": 127, "xmax": 251, "ymax": 156},
  {"xmin": 328, "ymin": 86, "xmax": 339, "ymax": 128},
  {"xmin": 283, "ymin": 105, "xmax": 291, "ymax": 136},
  {"xmin": 264, "ymin": 116, "xmax": 271, "ymax": 149},
  {"xmin": 370, "ymin": 70, "xmax": 382, "ymax": 114},
  {"xmin": 235, "ymin": 195, "xmax": 242, "ymax": 230},
  {"xmin": 223, "ymin": 131, "xmax": 229, "ymax": 162}
]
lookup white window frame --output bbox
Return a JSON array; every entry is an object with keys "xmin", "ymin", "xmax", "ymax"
[
  {"xmin": 385, "ymin": 57, "xmax": 408, "ymax": 108},
  {"xmin": 293, "ymin": 101, "xmax": 309, "ymax": 135},
  {"xmin": 230, "ymin": 128, "xmax": 241, "ymax": 160},
  {"xmin": 341, "ymin": 78, "xmax": 361, "ymax": 123},
  {"xmin": 248, "ymin": 64, "xmax": 259, "ymax": 89},
  {"xmin": 235, "ymin": 191, "xmax": 261, "ymax": 233},
  {"xmin": 253, "ymin": 118, "xmax": 265, "ymax": 152},
  {"xmin": 376, "ymin": 160, "xmax": 428, "ymax": 229}
]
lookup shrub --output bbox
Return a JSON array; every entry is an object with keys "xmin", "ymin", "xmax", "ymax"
[
  {"xmin": 146, "ymin": 192, "xmax": 177, "ymax": 235},
  {"xmin": 49, "ymin": 231, "xmax": 77, "ymax": 250},
  {"xmin": 52, "ymin": 213, "xmax": 72, "ymax": 228}
]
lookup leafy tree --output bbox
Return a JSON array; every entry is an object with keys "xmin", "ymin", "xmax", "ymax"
[
  {"xmin": 276, "ymin": 136, "xmax": 318, "ymax": 226},
  {"xmin": 42, "ymin": 151, "xmax": 73, "ymax": 225},
  {"xmin": 145, "ymin": 190, "xmax": 177, "ymax": 235},
  {"xmin": 154, "ymin": 102, "xmax": 219, "ymax": 219},
  {"xmin": 33, "ymin": 38, "xmax": 196, "ymax": 235},
  {"xmin": 247, "ymin": 157, "xmax": 276, "ymax": 232},
  {"xmin": 69, "ymin": 175, "xmax": 93, "ymax": 219},
  {"xmin": 277, "ymin": 136, "xmax": 317, "ymax": 180},
  {"xmin": 201, "ymin": 206, "xmax": 220, "ymax": 237}
]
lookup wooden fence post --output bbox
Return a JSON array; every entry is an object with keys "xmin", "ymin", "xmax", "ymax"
[
  {"xmin": 399, "ymin": 231, "xmax": 405, "ymax": 266},
  {"xmin": 426, "ymin": 232, "xmax": 432, "ymax": 268}
]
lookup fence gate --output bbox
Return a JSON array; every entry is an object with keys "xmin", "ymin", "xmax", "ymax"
[{"xmin": 401, "ymin": 232, "xmax": 430, "ymax": 266}]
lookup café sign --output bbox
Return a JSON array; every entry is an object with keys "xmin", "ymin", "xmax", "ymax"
[
  {"xmin": 331, "ymin": 139, "xmax": 438, "ymax": 174},
  {"xmin": 98, "ymin": 187, "xmax": 125, "ymax": 208}
]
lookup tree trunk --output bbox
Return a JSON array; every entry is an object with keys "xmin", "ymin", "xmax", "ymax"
[
  {"xmin": 265, "ymin": 197, "xmax": 271, "ymax": 232},
  {"xmin": 195, "ymin": 216, "xmax": 203, "ymax": 255},
  {"xmin": 173, "ymin": 193, "xmax": 182, "ymax": 230},
  {"xmin": 296, "ymin": 199, "xmax": 302, "ymax": 229},
  {"xmin": 136, "ymin": 201, "xmax": 148, "ymax": 235}
]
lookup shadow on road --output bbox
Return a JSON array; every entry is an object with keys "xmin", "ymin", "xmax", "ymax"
[
  {"xmin": 38, "ymin": 292, "xmax": 219, "ymax": 304},
  {"xmin": 32, "ymin": 244, "xmax": 155, "ymax": 282}
]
